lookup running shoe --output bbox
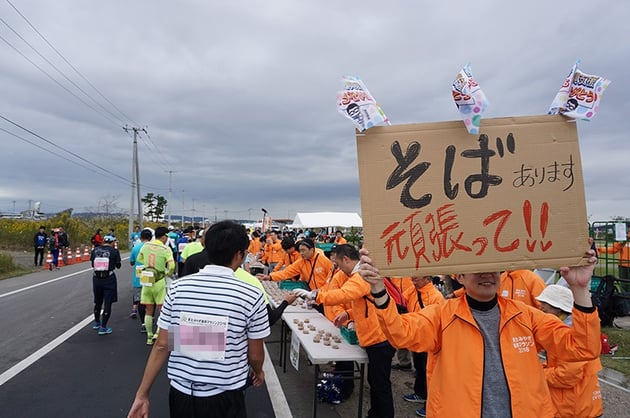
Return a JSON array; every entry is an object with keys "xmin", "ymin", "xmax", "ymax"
[
  {"xmin": 416, "ymin": 407, "xmax": 426, "ymax": 417},
  {"xmin": 403, "ymin": 393, "xmax": 426, "ymax": 403},
  {"xmin": 98, "ymin": 327, "xmax": 112, "ymax": 335},
  {"xmin": 92, "ymin": 321, "xmax": 101, "ymax": 330},
  {"xmin": 146, "ymin": 337, "xmax": 154, "ymax": 346},
  {"xmin": 140, "ymin": 324, "xmax": 146, "ymax": 333},
  {"xmin": 130, "ymin": 309, "xmax": 138, "ymax": 319}
]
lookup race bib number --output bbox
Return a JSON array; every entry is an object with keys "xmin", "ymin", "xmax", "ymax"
[
  {"xmin": 178, "ymin": 242, "xmax": 188, "ymax": 252},
  {"xmin": 93, "ymin": 257, "xmax": 110, "ymax": 272},
  {"xmin": 172, "ymin": 312, "xmax": 228, "ymax": 361},
  {"xmin": 140, "ymin": 270, "xmax": 155, "ymax": 287}
]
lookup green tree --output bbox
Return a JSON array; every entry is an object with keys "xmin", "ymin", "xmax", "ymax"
[{"xmin": 142, "ymin": 193, "xmax": 167, "ymax": 222}]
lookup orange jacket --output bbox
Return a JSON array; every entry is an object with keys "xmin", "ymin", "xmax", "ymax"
[
  {"xmin": 269, "ymin": 248, "xmax": 333, "ymax": 290},
  {"xmin": 403, "ymin": 280, "xmax": 445, "ymax": 313},
  {"xmin": 598, "ymin": 241, "xmax": 630, "ymax": 267},
  {"xmin": 260, "ymin": 239, "xmax": 272, "ymax": 264},
  {"xmin": 248, "ymin": 238, "xmax": 262, "ymax": 256},
  {"xmin": 316, "ymin": 269, "xmax": 388, "ymax": 347},
  {"xmin": 321, "ymin": 268, "xmax": 352, "ymax": 323},
  {"xmin": 273, "ymin": 250, "xmax": 300, "ymax": 273},
  {"xmin": 266, "ymin": 240, "xmax": 284, "ymax": 264},
  {"xmin": 499, "ymin": 270, "xmax": 546, "ymax": 308},
  {"xmin": 375, "ymin": 295, "xmax": 601, "ymax": 417},
  {"xmin": 544, "ymin": 350, "xmax": 603, "ymax": 417},
  {"xmin": 334, "ymin": 236, "xmax": 347, "ymax": 245}
]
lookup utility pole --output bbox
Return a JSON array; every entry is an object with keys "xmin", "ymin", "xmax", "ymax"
[
  {"xmin": 181, "ymin": 189, "xmax": 185, "ymax": 227},
  {"xmin": 165, "ymin": 170, "xmax": 176, "ymax": 225},
  {"xmin": 123, "ymin": 125, "xmax": 146, "ymax": 247},
  {"xmin": 191, "ymin": 198, "xmax": 196, "ymax": 226}
]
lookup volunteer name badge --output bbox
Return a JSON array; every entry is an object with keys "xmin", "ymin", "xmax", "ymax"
[{"xmin": 173, "ymin": 312, "xmax": 228, "ymax": 361}]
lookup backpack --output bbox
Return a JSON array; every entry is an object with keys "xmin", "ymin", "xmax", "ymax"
[
  {"xmin": 92, "ymin": 247, "xmax": 112, "ymax": 278},
  {"xmin": 591, "ymin": 275, "xmax": 623, "ymax": 326}
]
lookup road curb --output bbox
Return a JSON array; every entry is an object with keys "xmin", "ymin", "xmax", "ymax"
[{"xmin": 599, "ymin": 367, "xmax": 630, "ymax": 391}]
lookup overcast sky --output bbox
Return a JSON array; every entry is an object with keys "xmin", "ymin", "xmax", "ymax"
[{"xmin": 1, "ymin": 1, "xmax": 628, "ymax": 224}]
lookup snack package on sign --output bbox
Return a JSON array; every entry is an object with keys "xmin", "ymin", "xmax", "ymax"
[
  {"xmin": 547, "ymin": 60, "xmax": 610, "ymax": 121},
  {"xmin": 452, "ymin": 64, "xmax": 489, "ymax": 135},
  {"xmin": 337, "ymin": 75, "xmax": 390, "ymax": 132}
]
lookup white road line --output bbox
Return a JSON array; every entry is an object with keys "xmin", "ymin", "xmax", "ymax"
[
  {"xmin": 0, "ymin": 313, "xmax": 296, "ymax": 417},
  {"xmin": 0, "ymin": 269, "xmax": 93, "ymax": 299},
  {"xmin": 0, "ymin": 256, "xmax": 130, "ymax": 299},
  {"xmin": 263, "ymin": 344, "xmax": 293, "ymax": 417},
  {"xmin": 0, "ymin": 314, "xmax": 93, "ymax": 386},
  {"xmin": 599, "ymin": 377, "xmax": 630, "ymax": 393}
]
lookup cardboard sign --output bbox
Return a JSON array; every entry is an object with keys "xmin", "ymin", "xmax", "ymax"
[{"xmin": 356, "ymin": 115, "xmax": 589, "ymax": 276}]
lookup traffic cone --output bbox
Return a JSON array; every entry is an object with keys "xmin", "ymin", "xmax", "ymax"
[
  {"xmin": 82, "ymin": 246, "xmax": 90, "ymax": 262},
  {"xmin": 57, "ymin": 250, "xmax": 64, "ymax": 267},
  {"xmin": 44, "ymin": 251, "xmax": 52, "ymax": 270},
  {"xmin": 65, "ymin": 247, "xmax": 74, "ymax": 265},
  {"xmin": 75, "ymin": 247, "xmax": 82, "ymax": 263}
]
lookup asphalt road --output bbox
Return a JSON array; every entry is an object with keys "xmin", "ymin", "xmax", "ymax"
[
  {"xmin": 0, "ymin": 257, "xmax": 353, "ymax": 418},
  {"xmin": 1, "ymin": 255, "xmax": 628, "ymax": 418}
]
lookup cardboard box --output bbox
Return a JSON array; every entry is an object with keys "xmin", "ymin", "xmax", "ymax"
[{"xmin": 356, "ymin": 115, "xmax": 589, "ymax": 276}]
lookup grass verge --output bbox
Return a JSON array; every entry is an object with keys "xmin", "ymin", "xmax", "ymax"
[
  {"xmin": 600, "ymin": 326, "xmax": 630, "ymax": 376},
  {"xmin": 0, "ymin": 252, "xmax": 32, "ymax": 280}
]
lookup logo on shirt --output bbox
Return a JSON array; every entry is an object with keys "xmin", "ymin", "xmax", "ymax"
[{"xmin": 511, "ymin": 335, "xmax": 534, "ymax": 353}]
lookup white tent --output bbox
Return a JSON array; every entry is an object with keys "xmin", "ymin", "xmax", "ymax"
[{"xmin": 291, "ymin": 212, "xmax": 362, "ymax": 228}]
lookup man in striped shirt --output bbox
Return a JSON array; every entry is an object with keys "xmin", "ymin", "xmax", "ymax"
[{"xmin": 128, "ymin": 221, "xmax": 270, "ymax": 418}]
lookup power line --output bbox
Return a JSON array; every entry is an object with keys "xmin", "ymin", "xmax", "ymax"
[
  {"xmin": 5, "ymin": 0, "xmax": 142, "ymax": 127},
  {"xmin": 0, "ymin": 15, "xmax": 126, "ymax": 126},
  {"xmin": 0, "ymin": 126, "xmax": 129, "ymax": 186},
  {"xmin": 0, "ymin": 113, "xmax": 129, "ymax": 182},
  {"xmin": 0, "ymin": 113, "xmax": 168, "ymax": 191},
  {"xmin": 0, "ymin": 32, "xmax": 120, "ymax": 126}
]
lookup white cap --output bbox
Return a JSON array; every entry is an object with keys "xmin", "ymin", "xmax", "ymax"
[
  {"xmin": 168, "ymin": 225, "xmax": 175, "ymax": 230},
  {"xmin": 536, "ymin": 284, "xmax": 574, "ymax": 313}
]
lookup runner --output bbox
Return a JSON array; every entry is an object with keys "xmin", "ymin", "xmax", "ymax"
[
  {"xmin": 90, "ymin": 235, "xmax": 122, "ymax": 335},
  {"xmin": 136, "ymin": 226, "xmax": 175, "ymax": 345}
]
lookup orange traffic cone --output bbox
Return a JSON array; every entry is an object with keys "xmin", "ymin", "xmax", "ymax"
[
  {"xmin": 75, "ymin": 247, "xmax": 82, "ymax": 263},
  {"xmin": 57, "ymin": 249, "xmax": 64, "ymax": 267},
  {"xmin": 82, "ymin": 246, "xmax": 90, "ymax": 262},
  {"xmin": 65, "ymin": 247, "xmax": 74, "ymax": 265},
  {"xmin": 44, "ymin": 251, "xmax": 52, "ymax": 270}
]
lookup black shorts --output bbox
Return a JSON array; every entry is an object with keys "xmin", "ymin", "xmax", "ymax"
[{"xmin": 93, "ymin": 275, "xmax": 118, "ymax": 305}]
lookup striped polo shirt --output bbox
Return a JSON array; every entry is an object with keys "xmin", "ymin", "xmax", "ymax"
[{"xmin": 158, "ymin": 264, "xmax": 270, "ymax": 397}]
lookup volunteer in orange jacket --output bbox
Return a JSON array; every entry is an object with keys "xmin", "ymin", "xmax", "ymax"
[
  {"xmin": 334, "ymin": 230, "xmax": 347, "ymax": 245},
  {"xmin": 265, "ymin": 230, "xmax": 284, "ymax": 272},
  {"xmin": 401, "ymin": 275, "xmax": 445, "ymax": 412},
  {"xmin": 248, "ymin": 230, "xmax": 263, "ymax": 258},
  {"xmin": 318, "ymin": 249, "xmax": 355, "ymax": 400},
  {"xmin": 272, "ymin": 237, "xmax": 300, "ymax": 273},
  {"xmin": 537, "ymin": 285, "xmax": 603, "ymax": 418},
  {"xmin": 597, "ymin": 231, "xmax": 630, "ymax": 279},
  {"xmin": 499, "ymin": 269, "xmax": 546, "ymax": 308},
  {"xmin": 258, "ymin": 238, "xmax": 333, "ymax": 292},
  {"xmin": 295, "ymin": 244, "xmax": 396, "ymax": 418},
  {"xmin": 358, "ymin": 244, "xmax": 601, "ymax": 418}
]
